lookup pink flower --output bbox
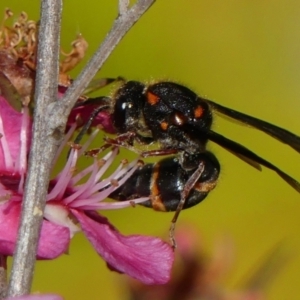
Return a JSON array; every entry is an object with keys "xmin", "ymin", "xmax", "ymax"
[{"xmin": 0, "ymin": 96, "xmax": 174, "ymax": 284}]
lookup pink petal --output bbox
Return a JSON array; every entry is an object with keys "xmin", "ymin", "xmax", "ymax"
[
  {"xmin": 0, "ymin": 96, "xmax": 30, "ymax": 167},
  {"xmin": 72, "ymin": 210, "xmax": 174, "ymax": 284},
  {"xmin": 0, "ymin": 202, "xmax": 70, "ymax": 259},
  {"xmin": 6, "ymin": 294, "xmax": 63, "ymax": 300},
  {"xmin": 0, "ymin": 202, "xmax": 23, "ymax": 256},
  {"xmin": 38, "ymin": 219, "xmax": 71, "ymax": 259}
]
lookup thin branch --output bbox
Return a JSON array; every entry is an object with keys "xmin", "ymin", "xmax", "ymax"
[
  {"xmin": 57, "ymin": 0, "xmax": 156, "ymax": 120},
  {"xmin": 7, "ymin": 0, "xmax": 155, "ymax": 297},
  {"xmin": 7, "ymin": 0, "xmax": 63, "ymax": 296},
  {"xmin": 119, "ymin": 0, "xmax": 130, "ymax": 16}
]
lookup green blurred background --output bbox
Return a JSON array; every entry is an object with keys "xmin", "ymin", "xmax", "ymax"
[{"xmin": 2, "ymin": 0, "xmax": 300, "ymax": 299}]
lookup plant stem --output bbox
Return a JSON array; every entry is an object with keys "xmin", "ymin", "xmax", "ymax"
[{"xmin": 7, "ymin": 0, "xmax": 63, "ymax": 296}]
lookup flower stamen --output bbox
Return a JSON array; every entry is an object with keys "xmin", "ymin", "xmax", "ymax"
[{"xmin": 47, "ymin": 149, "xmax": 78, "ymax": 201}]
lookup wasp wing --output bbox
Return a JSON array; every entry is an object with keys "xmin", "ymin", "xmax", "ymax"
[
  {"xmin": 208, "ymin": 130, "xmax": 300, "ymax": 193},
  {"xmin": 206, "ymin": 99, "xmax": 300, "ymax": 153}
]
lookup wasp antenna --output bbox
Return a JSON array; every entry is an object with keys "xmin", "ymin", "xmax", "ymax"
[{"xmin": 207, "ymin": 99, "xmax": 300, "ymax": 154}]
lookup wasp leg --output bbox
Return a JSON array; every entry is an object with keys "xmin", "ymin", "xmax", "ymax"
[
  {"xmin": 141, "ymin": 149, "xmax": 179, "ymax": 158},
  {"xmin": 86, "ymin": 132, "xmax": 137, "ymax": 157},
  {"xmin": 169, "ymin": 161, "xmax": 205, "ymax": 248}
]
